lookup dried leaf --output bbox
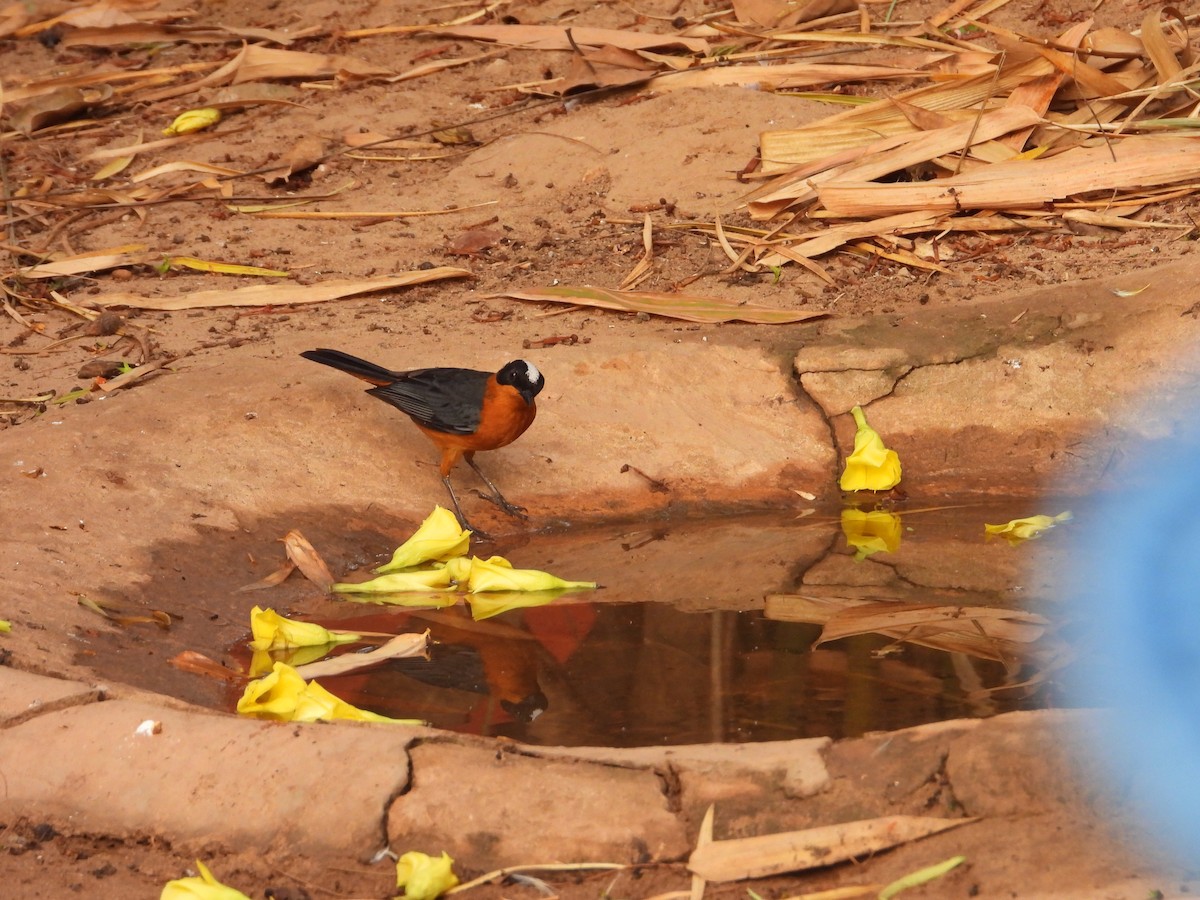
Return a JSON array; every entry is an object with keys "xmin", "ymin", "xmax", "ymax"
[
  {"xmin": 755, "ymin": 56, "xmax": 1054, "ymax": 176},
  {"xmin": 552, "ymin": 44, "xmax": 661, "ymax": 94},
  {"xmin": 879, "ymin": 855, "xmax": 967, "ymax": 899},
  {"xmin": 816, "ymin": 603, "xmax": 1049, "ymax": 646},
  {"xmin": 20, "ymin": 244, "xmax": 149, "ymax": 279},
  {"xmin": 92, "ymin": 132, "xmax": 142, "ymax": 180},
  {"xmin": 231, "ymin": 45, "xmax": 393, "ymax": 83},
  {"xmin": 7, "ymin": 84, "xmax": 113, "ymax": 134},
  {"xmin": 430, "ymin": 124, "xmax": 475, "ymax": 145},
  {"xmin": 244, "ymin": 201, "xmax": 498, "ymax": 220},
  {"xmin": 294, "ymin": 630, "xmax": 430, "ymax": 679},
  {"xmin": 169, "ymin": 650, "xmax": 244, "ymax": 682},
  {"xmin": 688, "ymin": 815, "xmax": 976, "ymax": 882},
  {"xmin": 102, "ymin": 156, "xmax": 242, "ymax": 184},
  {"xmin": 78, "ymin": 596, "xmax": 171, "ymax": 629},
  {"xmin": 264, "ymin": 135, "xmax": 327, "ymax": 184},
  {"xmin": 1141, "ymin": 7, "xmax": 1184, "ymax": 83},
  {"xmin": 237, "ymin": 559, "xmax": 298, "ymax": 592},
  {"xmin": 647, "ymin": 62, "xmax": 925, "ymax": 93},
  {"xmin": 733, "ymin": 0, "xmax": 794, "ymax": 27},
  {"xmin": 491, "ymin": 285, "xmax": 823, "ymax": 324},
  {"xmin": 1111, "ymin": 284, "xmax": 1151, "ymax": 297},
  {"xmin": 208, "ymin": 82, "xmax": 305, "ymax": 108},
  {"xmin": 387, "ymin": 49, "xmax": 508, "ymax": 84},
  {"xmin": 447, "ymin": 228, "xmax": 503, "ymax": 256},
  {"xmin": 283, "ymin": 530, "xmax": 336, "ymax": 591},
  {"xmin": 752, "ymin": 106, "xmax": 1042, "ymax": 212},
  {"xmin": 61, "ymin": 21, "xmax": 306, "ymax": 48},
  {"xmin": 95, "ymin": 357, "xmax": 175, "ymax": 393},
  {"xmin": 0, "ymin": 2, "xmax": 30, "ymax": 39},
  {"xmin": 818, "ymin": 136, "xmax": 1200, "ymax": 216},
  {"xmin": 91, "ymin": 269, "xmax": 471, "ymax": 310},
  {"xmin": 421, "ymin": 24, "xmax": 708, "ymax": 54}
]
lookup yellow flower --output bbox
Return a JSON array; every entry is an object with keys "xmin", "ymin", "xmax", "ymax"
[
  {"xmin": 440, "ymin": 555, "xmax": 473, "ymax": 583},
  {"xmin": 839, "ymin": 405, "xmax": 902, "ymax": 492},
  {"xmin": 841, "ymin": 509, "xmax": 903, "ymax": 561},
  {"xmin": 335, "ymin": 592, "xmax": 460, "ymax": 609},
  {"xmin": 467, "ymin": 591, "xmax": 566, "ymax": 620},
  {"xmin": 466, "ymin": 555, "xmax": 597, "ymax": 593},
  {"xmin": 0, "ymin": 620, "xmax": 10, "ymax": 633},
  {"xmin": 161, "ymin": 860, "xmax": 250, "ymax": 900},
  {"xmin": 163, "ymin": 107, "xmax": 221, "ymax": 136},
  {"xmin": 236, "ymin": 662, "xmax": 410, "ymax": 723},
  {"xmin": 985, "ymin": 511, "xmax": 1072, "ymax": 543},
  {"xmin": 248, "ymin": 606, "xmax": 360, "ymax": 651},
  {"xmin": 395, "ymin": 851, "xmax": 459, "ymax": 900},
  {"xmin": 333, "ymin": 568, "xmax": 455, "ymax": 594},
  {"xmin": 376, "ymin": 507, "xmax": 471, "ymax": 573}
]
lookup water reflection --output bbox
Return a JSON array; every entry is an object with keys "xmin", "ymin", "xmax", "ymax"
[{"xmin": 250, "ymin": 502, "xmax": 1073, "ymax": 747}]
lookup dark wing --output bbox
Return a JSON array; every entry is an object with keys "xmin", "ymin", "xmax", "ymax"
[{"xmin": 367, "ymin": 367, "xmax": 489, "ymax": 434}]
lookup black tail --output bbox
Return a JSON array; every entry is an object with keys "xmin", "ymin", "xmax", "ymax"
[{"xmin": 300, "ymin": 348, "xmax": 398, "ymax": 387}]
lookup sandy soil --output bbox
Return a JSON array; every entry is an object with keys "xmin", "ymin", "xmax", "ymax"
[{"xmin": 3, "ymin": 0, "xmax": 1199, "ymax": 897}]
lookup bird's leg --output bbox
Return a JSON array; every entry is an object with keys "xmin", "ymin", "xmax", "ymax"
[
  {"xmin": 464, "ymin": 453, "xmax": 528, "ymax": 520},
  {"xmin": 442, "ymin": 474, "xmax": 491, "ymax": 539}
]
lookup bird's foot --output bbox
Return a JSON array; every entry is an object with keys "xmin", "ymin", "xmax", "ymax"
[{"xmin": 471, "ymin": 489, "xmax": 528, "ymax": 520}]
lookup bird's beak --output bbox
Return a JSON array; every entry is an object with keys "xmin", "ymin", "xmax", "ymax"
[{"xmin": 519, "ymin": 388, "xmax": 536, "ymax": 405}]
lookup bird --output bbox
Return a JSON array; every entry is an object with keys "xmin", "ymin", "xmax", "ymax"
[{"xmin": 300, "ymin": 348, "xmax": 544, "ymax": 532}]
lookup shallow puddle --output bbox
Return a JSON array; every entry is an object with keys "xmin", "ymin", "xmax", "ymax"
[{"xmin": 82, "ymin": 501, "xmax": 1075, "ymax": 747}]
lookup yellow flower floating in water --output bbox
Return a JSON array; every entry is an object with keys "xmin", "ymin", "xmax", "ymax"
[
  {"xmin": 333, "ymin": 568, "xmax": 455, "ymax": 594},
  {"xmin": 985, "ymin": 511, "xmax": 1072, "ymax": 543},
  {"xmin": 466, "ymin": 555, "xmax": 597, "ymax": 593},
  {"xmin": 248, "ymin": 606, "xmax": 360, "ymax": 651},
  {"xmin": 237, "ymin": 661, "xmax": 417, "ymax": 724},
  {"xmin": 376, "ymin": 506, "xmax": 471, "ymax": 573},
  {"xmin": 467, "ymin": 591, "xmax": 567, "ymax": 620},
  {"xmin": 161, "ymin": 860, "xmax": 250, "ymax": 900},
  {"xmin": 395, "ymin": 851, "xmax": 459, "ymax": 900},
  {"xmin": 324, "ymin": 508, "xmax": 595, "ymax": 604},
  {"xmin": 841, "ymin": 508, "xmax": 903, "ymax": 561},
  {"xmin": 839, "ymin": 405, "xmax": 902, "ymax": 492}
]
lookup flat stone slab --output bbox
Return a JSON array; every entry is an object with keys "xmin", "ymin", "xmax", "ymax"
[
  {"xmin": 0, "ymin": 695, "xmax": 421, "ymax": 858},
  {"xmin": 390, "ymin": 739, "xmax": 690, "ymax": 868},
  {"xmin": 0, "ymin": 666, "xmax": 101, "ymax": 726}
]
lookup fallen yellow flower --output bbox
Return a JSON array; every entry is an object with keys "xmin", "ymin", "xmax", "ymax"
[
  {"xmin": 248, "ymin": 642, "xmax": 338, "ymax": 677},
  {"xmin": 237, "ymin": 661, "xmax": 415, "ymax": 724},
  {"xmin": 466, "ymin": 555, "xmax": 597, "ymax": 593},
  {"xmin": 440, "ymin": 555, "xmax": 473, "ymax": 583},
  {"xmin": 985, "ymin": 511, "xmax": 1072, "ymax": 543},
  {"xmin": 841, "ymin": 508, "xmax": 903, "ymax": 561},
  {"xmin": 249, "ymin": 606, "xmax": 360, "ymax": 651},
  {"xmin": 0, "ymin": 620, "xmax": 10, "ymax": 633},
  {"xmin": 376, "ymin": 506, "xmax": 471, "ymax": 573},
  {"xmin": 333, "ymin": 568, "xmax": 455, "ymax": 594},
  {"xmin": 334, "ymin": 592, "xmax": 460, "ymax": 609},
  {"xmin": 163, "ymin": 107, "xmax": 221, "ymax": 136},
  {"xmin": 839, "ymin": 405, "xmax": 902, "ymax": 492},
  {"xmin": 467, "ymin": 591, "xmax": 567, "ymax": 620},
  {"xmin": 395, "ymin": 851, "xmax": 459, "ymax": 900},
  {"xmin": 161, "ymin": 859, "xmax": 250, "ymax": 900}
]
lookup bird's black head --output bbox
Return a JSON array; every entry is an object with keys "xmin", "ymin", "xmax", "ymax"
[{"xmin": 497, "ymin": 359, "xmax": 544, "ymax": 405}]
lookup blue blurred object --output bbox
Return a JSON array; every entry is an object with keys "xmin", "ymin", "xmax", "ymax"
[{"xmin": 1069, "ymin": 425, "xmax": 1200, "ymax": 863}]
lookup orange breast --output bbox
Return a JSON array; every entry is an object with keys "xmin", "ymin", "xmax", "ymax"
[{"xmin": 415, "ymin": 378, "xmax": 537, "ymax": 470}]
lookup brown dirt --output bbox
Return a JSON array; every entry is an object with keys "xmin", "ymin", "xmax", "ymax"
[{"xmin": 3, "ymin": 0, "xmax": 1198, "ymax": 897}]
